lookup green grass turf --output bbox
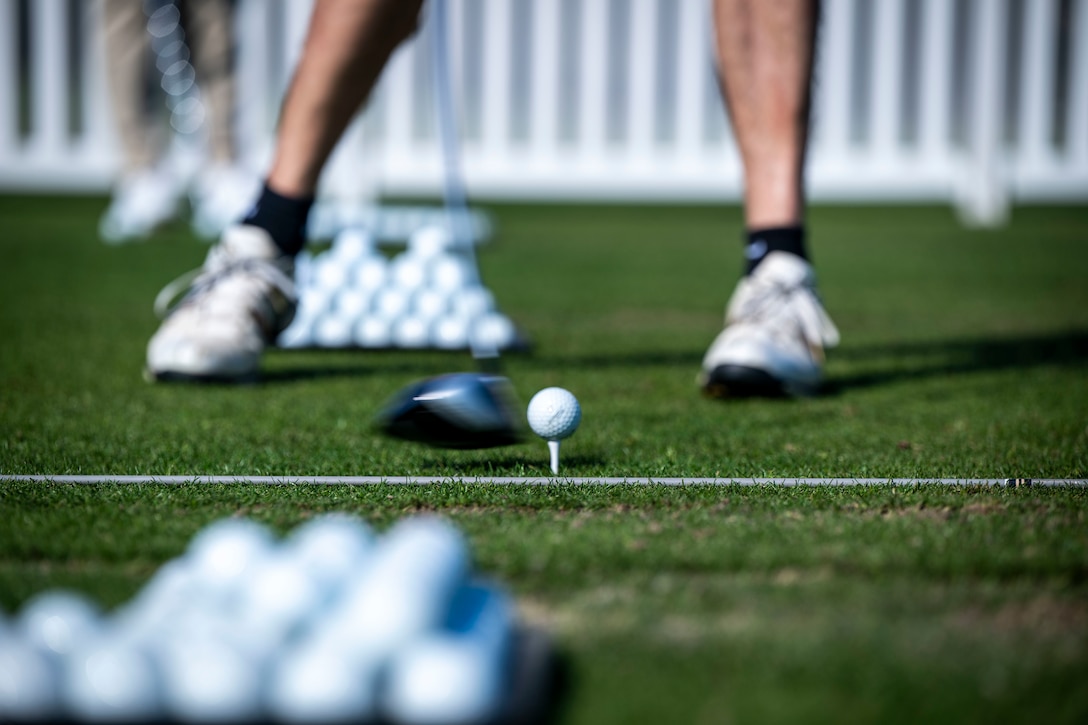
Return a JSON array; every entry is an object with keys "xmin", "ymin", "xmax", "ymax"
[
  {"xmin": 2, "ymin": 197, "xmax": 1087, "ymax": 722},
  {"xmin": 0, "ymin": 197, "xmax": 1086, "ymax": 477},
  {"xmin": 1, "ymin": 483, "xmax": 1086, "ymax": 724}
]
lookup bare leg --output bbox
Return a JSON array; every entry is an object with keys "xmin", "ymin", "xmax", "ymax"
[
  {"xmin": 266, "ymin": 0, "xmax": 423, "ymax": 198},
  {"xmin": 147, "ymin": 0, "xmax": 422, "ymax": 381},
  {"xmin": 700, "ymin": 1, "xmax": 838, "ymax": 399},
  {"xmin": 713, "ymin": 0, "xmax": 818, "ymax": 228}
]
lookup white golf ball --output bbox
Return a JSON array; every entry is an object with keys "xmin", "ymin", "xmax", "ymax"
[
  {"xmin": 0, "ymin": 635, "xmax": 60, "ymax": 719},
  {"xmin": 408, "ymin": 224, "xmax": 453, "ymax": 258},
  {"xmin": 384, "ymin": 583, "xmax": 515, "ymax": 725},
  {"xmin": 412, "ymin": 289, "xmax": 448, "ymax": 320},
  {"xmin": 314, "ymin": 315, "xmax": 354, "ymax": 347},
  {"xmin": 185, "ymin": 519, "xmax": 275, "ymax": 595},
  {"xmin": 296, "ymin": 288, "xmax": 332, "ymax": 320},
  {"xmin": 16, "ymin": 590, "xmax": 103, "ymax": 661},
  {"xmin": 431, "ymin": 256, "xmax": 475, "ymax": 292},
  {"xmin": 266, "ymin": 640, "xmax": 380, "ymax": 723},
  {"xmin": 526, "ymin": 387, "xmax": 581, "ymax": 440},
  {"xmin": 391, "ymin": 255, "xmax": 427, "ymax": 291},
  {"xmin": 328, "ymin": 517, "xmax": 470, "ymax": 659},
  {"xmin": 452, "ymin": 286, "xmax": 494, "ymax": 319},
  {"xmin": 285, "ymin": 514, "xmax": 375, "ymax": 598},
  {"xmin": 331, "ymin": 227, "xmax": 374, "ymax": 261},
  {"xmin": 335, "ymin": 288, "xmax": 370, "ymax": 319},
  {"xmin": 156, "ymin": 632, "xmax": 263, "ymax": 722},
  {"xmin": 470, "ymin": 312, "xmax": 516, "ymax": 351},
  {"xmin": 314, "ymin": 258, "xmax": 349, "ymax": 292},
  {"xmin": 376, "ymin": 288, "xmax": 410, "ymax": 320},
  {"xmin": 63, "ymin": 637, "xmax": 163, "ymax": 722},
  {"xmin": 236, "ymin": 555, "xmax": 322, "ymax": 642},
  {"xmin": 351, "ymin": 257, "xmax": 388, "ymax": 292},
  {"xmin": 392, "ymin": 316, "xmax": 430, "ymax": 349},
  {"xmin": 432, "ymin": 315, "xmax": 470, "ymax": 350},
  {"xmin": 383, "ymin": 637, "xmax": 503, "ymax": 725},
  {"xmin": 355, "ymin": 317, "xmax": 391, "ymax": 348}
]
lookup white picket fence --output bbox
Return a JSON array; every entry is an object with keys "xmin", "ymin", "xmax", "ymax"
[{"xmin": 1, "ymin": 0, "xmax": 1086, "ymax": 225}]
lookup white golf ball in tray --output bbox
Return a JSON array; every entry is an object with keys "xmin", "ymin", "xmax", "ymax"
[
  {"xmin": 331, "ymin": 227, "xmax": 376, "ymax": 261},
  {"xmin": 277, "ymin": 241, "xmax": 529, "ymax": 353}
]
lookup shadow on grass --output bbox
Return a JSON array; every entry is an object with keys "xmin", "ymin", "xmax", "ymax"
[
  {"xmin": 826, "ymin": 329, "xmax": 1088, "ymax": 393},
  {"xmin": 261, "ymin": 331, "xmax": 1088, "ymax": 397},
  {"xmin": 260, "ymin": 357, "xmax": 471, "ymax": 384},
  {"xmin": 518, "ymin": 349, "xmax": 704, "ymax": 371},
  {"xmin": 261, "ymin": 348, "xmax": 705, "ymax": 383}
]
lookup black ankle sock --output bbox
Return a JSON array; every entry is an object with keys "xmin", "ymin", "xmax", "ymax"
[
  {"xmin": 241, "ymin": 184, "xmax": 314, "ymax": 257},
  {"xmin": 744, "ymin": 225, "xmax": 808, "ymax": 275}
]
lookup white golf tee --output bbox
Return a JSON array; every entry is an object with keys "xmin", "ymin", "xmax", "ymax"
[{"xmin": 548, "ymin": 440, "xmax": 561, "ymax": 475}]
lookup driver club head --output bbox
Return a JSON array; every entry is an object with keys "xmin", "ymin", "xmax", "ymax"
[{"xmin": 374, "ymin": 372, "xmax": 525, "ymax": 449}]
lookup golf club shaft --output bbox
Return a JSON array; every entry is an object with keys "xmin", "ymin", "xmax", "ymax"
[{"xmin": 429, "ymin": 0, "xmax": 500, "ymax": 366}]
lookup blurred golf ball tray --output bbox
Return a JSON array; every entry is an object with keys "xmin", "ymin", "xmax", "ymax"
[
  {"xmin": 0, "ymin": 516, "xmax": 556, "ymax": 724},
  {"xmin": 278, "ymin": 224, "xmax": 530, "ymax": 354}
]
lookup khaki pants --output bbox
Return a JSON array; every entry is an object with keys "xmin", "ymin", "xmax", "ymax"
[{"xmin": 101, "ymin": 0, "xmax": 236, "ymax": 173}]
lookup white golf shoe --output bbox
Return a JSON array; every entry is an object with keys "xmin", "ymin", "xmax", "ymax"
[
  {"xmin": 700, "ymin": 252, "xmax": 839, "ymax": 397},
  {"xmin": 146, "ymin": 225, "xmax": 297, "ymax": 382},
  {"xmin": 99, "ymin": 167, "xmax": 184, "ymax": 244}
]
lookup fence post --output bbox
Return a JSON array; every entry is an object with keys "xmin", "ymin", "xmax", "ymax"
[
  {"xmin": 918, "ymin": 0, "xmax": 954, "ymax": 173},
  {"xmin": 1069, "ymin": 0, "xmax": 1088, "ymax": 169},
  {"xmin": 1020, "ymin": 0, "xmax": 1058, "ymax": 178},
  {"xmin": 28, "ymin": 0, "xmax": 68, "ymax": 162},
  {"xmin": 958, "ymin": 0, "xmax": 1009, "ymax": 226},
  {"xmin": 870, "ymin": 0, "xmax": 905, "ymax": 171},
  {"xmin": 0, "ymin": 0, "xmax": 17, "ymax": 156}
]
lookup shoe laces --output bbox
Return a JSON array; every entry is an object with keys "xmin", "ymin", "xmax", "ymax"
[
  {"xmin": 154, "ymin": 255, "xmax": 296, "ymax": 325},
  {"xmin": 728, "ymin": 275, "xmax": 840, "ymax": 351}
]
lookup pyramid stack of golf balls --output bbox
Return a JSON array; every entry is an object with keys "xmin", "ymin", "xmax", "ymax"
[
  {"xmin": 278, "ymin": 224, "xmax": 521, "ymax": 353},
  {"xmin": 0, "ymin": 515, "xmax": 521, "ymax": 724}
]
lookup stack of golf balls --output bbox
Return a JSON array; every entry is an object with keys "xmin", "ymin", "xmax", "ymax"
[
  {"xmin": 0, "ymin": 515, "xmax": 520, "ymax": 724},
  {"xmin": 278, "ymin": 224, "xmax": 521, "ymax": 353}
]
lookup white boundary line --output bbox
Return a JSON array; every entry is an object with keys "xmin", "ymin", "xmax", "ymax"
[{"xmin": 1, "ymin": 475, "xmax": 1083, "ymax": 487}]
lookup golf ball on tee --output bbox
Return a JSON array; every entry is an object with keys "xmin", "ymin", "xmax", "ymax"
[{"xmin": 526, "ymin": 388, "xmax": 581, "ymax": 440}]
